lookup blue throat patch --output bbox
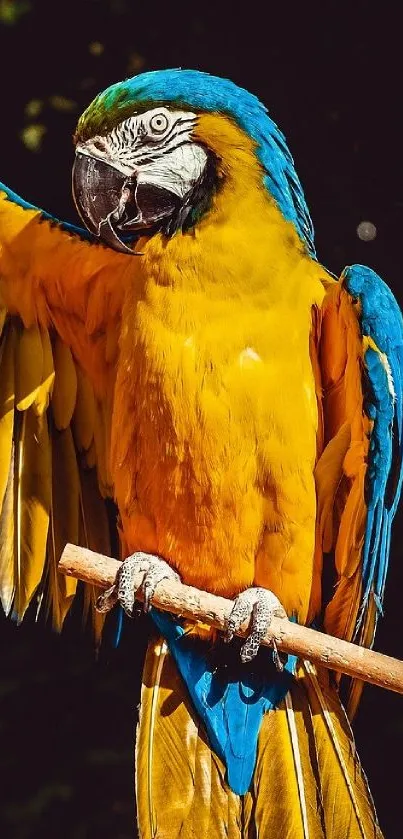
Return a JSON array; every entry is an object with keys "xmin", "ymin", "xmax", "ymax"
[
  {"xmin": 150, "ymin": 609, "xmax": 297, "ymax": 795},
  {"xmin": 90, "ymin": 69, "xmax": 316, "ymax": 258}
]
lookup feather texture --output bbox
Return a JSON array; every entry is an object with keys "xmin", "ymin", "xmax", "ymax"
[
  {"xmin": 13, "ymin": 408, "xmax": 51, "ymax": 621},
  {"xmin": 318, "ymin": 269, "xmax": 403, "ymax": 715},
  {"xmin": 0, "ymin": 314, "xmax": 114, "ymax": 629},
  {"xmin": 137, "ymin": 639, "xmax": 382, "ymax": 839},
  {"xmin": 302, "ymin": 661, "xmax": 381, "ymax": 838},
  {"xmin": 47, "ymin": 425, "xmax": 79, "ymax": 628},
  {"xmin": 284, "ymin": 691, "xmax": 310, "ymax": 839},
  {"xmin": 33, "ymin": 327, "xmax": 55, "ymax": 416},
  {"xmin": 79, "ymin": 463, "xmax": 111, "ymax": 642},
  {"xmin": 0, "ymin": 321, "xmax": 16, "ymax": 515},
  {"xmin": 0, "ymin": 444, "xmax": 15, "ymax": 614},
  {"xmin": 72, "ymin": 364, "xmax": 96, "ymax": 452},
  {"xmin": 51, "ymin": 338, "xmax": 77, "ymax": 431},
  {"xmin": 136, "ymin": 637, "xmax": 242, "ymax": 839},
  {"xmin": 15, "ymin": 323, "xmax": 43, "ymax": 411},
  {"xmin": 0, "ymin": 180, "xmax": 126, "ymax": 627}
]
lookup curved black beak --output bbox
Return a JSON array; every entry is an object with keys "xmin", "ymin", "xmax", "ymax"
[
  {"xmin": 72, "ymin": 152, "xmax": 137, "ymax": 254},
  {"xmin": 72, "ymin": 151, "xmax": 181, "ymax": 255}
]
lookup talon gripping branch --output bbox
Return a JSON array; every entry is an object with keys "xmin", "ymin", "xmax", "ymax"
[{"xmin": 1, "ymin": 69, "xmax": 402, "ymax": 838}]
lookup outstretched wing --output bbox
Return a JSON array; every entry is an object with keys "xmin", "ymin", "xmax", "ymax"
[
  {"xmin": 316, "ymin": 264, "xmax": 403, "ymax": 715},
  {"xmin": 0, "ymin": 184, "xmax": 131, "ymax": 636}
]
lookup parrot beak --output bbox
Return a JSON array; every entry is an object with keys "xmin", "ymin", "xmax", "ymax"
[{"xmin": 72, "ymin": 151, "xmax": 181, "ymax": 255}]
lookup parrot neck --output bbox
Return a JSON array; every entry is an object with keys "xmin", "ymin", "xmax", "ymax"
[
  {"xmin": 138, "ymin": 111, "xmax": 324, "ymax": 297},
  {"xmin": 140, "ymin": 185, "xmax": 321, "ymax": 302},
  {"xmin": 135, "ymin": 110, "xmax": 332, "ymax": 322}
]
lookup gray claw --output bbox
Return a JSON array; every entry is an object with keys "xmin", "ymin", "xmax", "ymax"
[
  {"xmin": 225, "ymin": 587, "xmax": 286, "ymax": 664},
  {"xmin": 96, "ymin": 551, "xmax": 180, "ymax": 617},
  {"xmin": 96, "ymin": 585, "xmax": 119, "ymax": 613},
  {"xmin": 143, "ymin": 579, "xmax": 153, "ymax": 613},
  {"xmin": 271, "ymin": 638, "xmax": 284, "ymax": 672}
]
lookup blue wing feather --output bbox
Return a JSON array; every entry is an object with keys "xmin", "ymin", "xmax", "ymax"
[{"xmin": 342, "ymin": 265, "xmax": 403, "ymax": 639}]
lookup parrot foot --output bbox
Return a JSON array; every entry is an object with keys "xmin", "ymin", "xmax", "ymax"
[
  {"xmin": 96, "ymin": 552, "xmax": 180, "ymax": 617},
  {"xmin": 225, "ymin": 587, "xmax": 287, "ymax": 667}
]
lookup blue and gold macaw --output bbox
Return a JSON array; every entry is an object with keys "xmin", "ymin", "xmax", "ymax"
[{"xmin": 1, "ymin": 69, "xmax": 402, "ymax": 838}]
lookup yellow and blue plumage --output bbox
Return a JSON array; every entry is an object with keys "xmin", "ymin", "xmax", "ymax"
[{"xmin": 0, "ymin": 69, "xmax": 402, "ymax": 837}]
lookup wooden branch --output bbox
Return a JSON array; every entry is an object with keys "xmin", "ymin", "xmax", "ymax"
[{"xmin": 59, "ymin": 543, "xmax": 403, "ymax": 696}]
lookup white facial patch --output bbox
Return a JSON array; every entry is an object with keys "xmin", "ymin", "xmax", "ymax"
[
  {"xmin": 76, "ymin": 107, "xmax": 207, "ymax": 199},
  {"xmin": 136, "ymin": 143, "xmax": 207, "ymax": 199}
]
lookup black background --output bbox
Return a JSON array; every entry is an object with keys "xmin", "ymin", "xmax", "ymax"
[{"xmin": 0, "ymin": 2, "xmax": 402, "ymax": 837}]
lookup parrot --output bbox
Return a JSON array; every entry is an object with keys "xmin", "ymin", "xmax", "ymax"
[{"xmin": 0, "ymin": 68, "xmax": 402, "ymax": 839}]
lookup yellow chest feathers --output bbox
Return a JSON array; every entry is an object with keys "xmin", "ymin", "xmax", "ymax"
[
  {"xmin": 112, "ymin": 250, "xmax": 327, "ymax": 533},
  {"xmin": 110, "ymin": 115, "xmax": 330, "ymax": 607}
]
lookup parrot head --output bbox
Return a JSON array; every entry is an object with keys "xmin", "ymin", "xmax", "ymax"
[{"xmin": 73, "ymin": 69, "xmax": 315, "ymax": 257}]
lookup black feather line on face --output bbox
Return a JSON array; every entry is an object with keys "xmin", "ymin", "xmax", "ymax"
[
  {"xmin": 76, "ymin": 98, "xmax": 198, "ymax": 145},
  {"xmin": 162, "ymin": 149, "xmax": 221, "ymax": 236}
]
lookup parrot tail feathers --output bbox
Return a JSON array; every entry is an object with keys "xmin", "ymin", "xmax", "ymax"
[
  {"xmin": 284, "ymin": 691, "xmax": 310, "ymax": 838},
  {"xmin": 253, "ymin": 662, "xmax": 382, "ymax": 839},
  {"xmin": 136, "ymin": 636, "xmax": 241, "ymax": 839},
  {"xmin": 136, "ymin": 639, "xmax": 383, "ymax": 839},
  {"xmin": 300, "ymin": 661, "xmax": 382, "ymax": 839}
]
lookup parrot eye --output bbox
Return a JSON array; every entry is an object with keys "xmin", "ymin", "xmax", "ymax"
[{"xmin": 149, "ymin": 112, "xmax": 169, "ymax": 135}]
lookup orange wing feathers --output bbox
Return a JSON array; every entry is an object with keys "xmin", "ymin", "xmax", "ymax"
[
  {"xmin": 316, "ymin": 282, "xmax": 370, "ymax": 644},
  {"xmin": 0, "ymin": 190, "xmax": 131, "ymax": 396},
  {"xmin": 0, "ymin": 191, "xmax": 132, "ymax": 628}
]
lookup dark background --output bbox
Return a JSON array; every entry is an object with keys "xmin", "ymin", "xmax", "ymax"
[{"xmin": 0, "ymin": 1, "xmax": 402, "ymax": 837}]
